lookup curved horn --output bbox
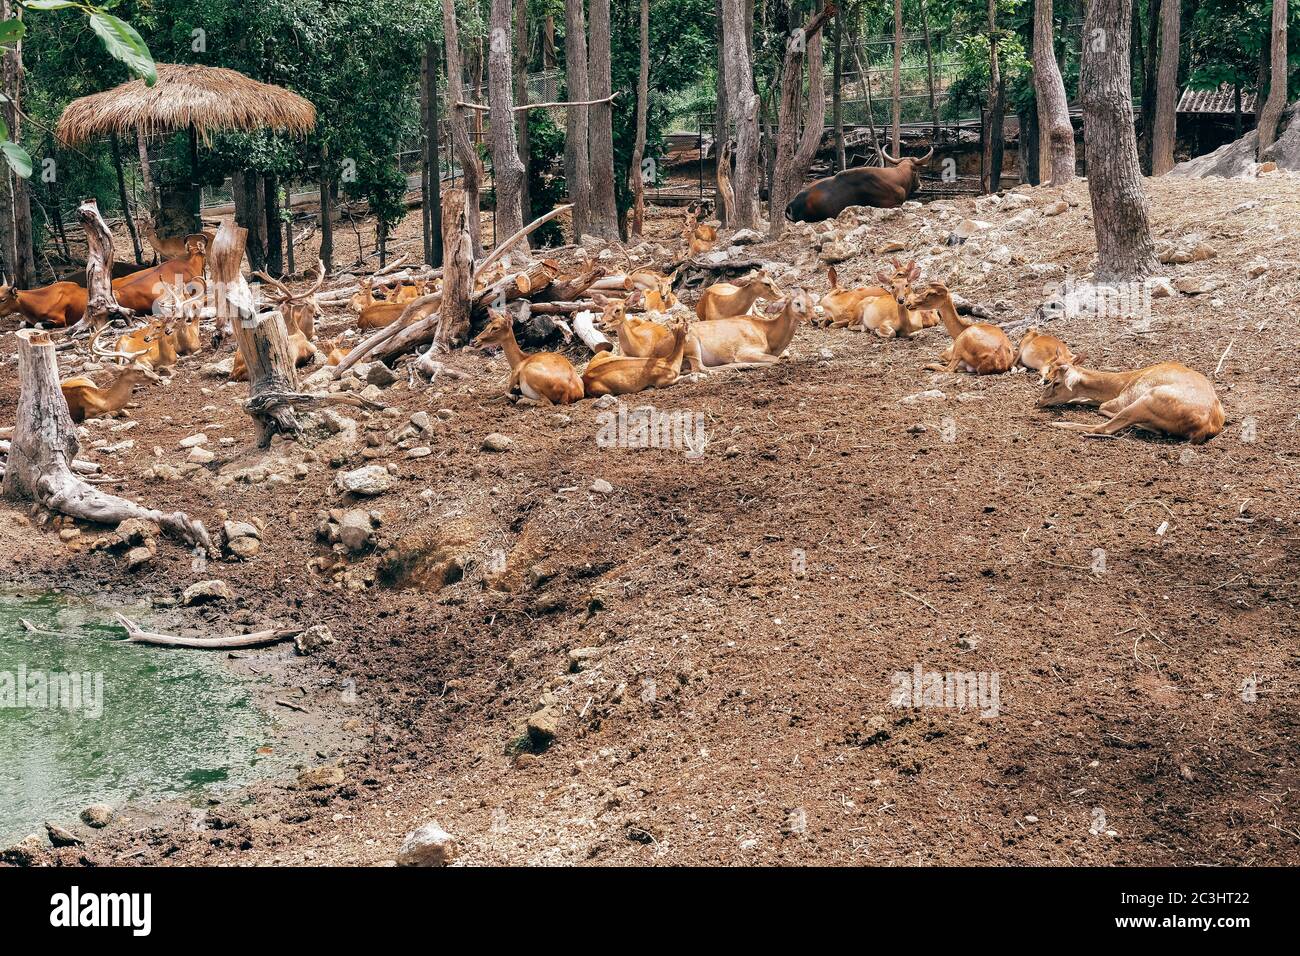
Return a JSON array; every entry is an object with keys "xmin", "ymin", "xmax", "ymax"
[
  {"xmin": 303, "ymin": 259, "xmax": 327, "ymax": 296},
  {"xmin": 251, "ymin": 270, "xmax": 292, "ymax": 299},
  {"xmin": 917, "ymin": 146, "xmax": 935, "ymax": 164},
  {"xmin": 878, "ymin": 145, "xmax": 903, "ymax": 166}
]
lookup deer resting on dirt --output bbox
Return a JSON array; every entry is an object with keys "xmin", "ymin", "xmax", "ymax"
[
  {"xmin": 1038, "ymin": 360, "xmax": 1225, "ymax": 443},
  {"xmin": 61, "ymin": 361, "xmax": 162, "ymax": 423},
  {"xmin": 695, "ymin": 272, "xmax": 783, "ymax": 322},
  {"xmin": 137, "ymin": 216, "xmax": 215, "ymax": 262},
  {"xmin": 908, "ymin": 281, "xmax": 1014, "ymax": 375},
  {"xmin": 685, "ymin": 288, "xmax": 815, "ymax": 372},
  {"xmin": 599, "ymin": 292, "xmax": 678, "ymax": 359},
  {"xmin": 582, "ymin": 316, "xmax": 689, "ymax": 397},
  {"xmin": 1014, "ymin": 327, "xmax": 1075, "ymax": 372},
  {"xmin": 473, "ymin": 309, "xmax": 584, "ymax": 405}
]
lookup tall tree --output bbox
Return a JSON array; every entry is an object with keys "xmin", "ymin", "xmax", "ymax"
[
  {"xmin": 833, "ymin": 9, "xmax": 845, "ymax": 171},
  {"xmin": 488, "ymin": 0, "xmax": 526, "ymax": 241},
  {"xmin": 722, "ymin": 0, "xmax": 762, "ymax": 228},
  {"xmin": 564, "ymin": 0, "xmax": 592, "ymax": 238},
  {"xmin": 444, "ymin": 0, "xmax": 485, "ymax": 257},
  {"xmin": 983, "ymin": 0, "xmax": 1006, "ymax": 192},
  {"xmin": 627, "ymin": 0, "xmax": 651, "ymax": 239},
  {"xmin": 586, "ymin": 0, "xmax": 619, "ymax": 239},
  {"xmin": 715, "ymin": 0, "xmax": 731, "ymax": 226},
  {"xmin": 1151, "ymin": 0, "xmax": 1181, "ymax": 174},
  {"xmin": 891, "ymin": 0, "xmax": 903, "ymax": 155},
  {"xmin": 1033, "ymin": 0, "xmax": 1076, "ymax": 185},
  {"xmin": 1256, "ymin": 0, "xmax": 1289, "ymax": 156},
  {"xmin": 1139, "ymin": 0, "xmax": 1161, "ymax": 172},
  {"xmin": 515, "ymin": 0, "xmax": 531, "ymax": 235},
  {"xmin": 1080, "ymin": 0, "xmax": 1159, "ymax": 280},
  {"xmin": 0, "ymin": 0, "xmax": 34, "ymax": 287},
  {"xmin": 770, "ymin": 3, "xmax": 835, "ymax": 237}
]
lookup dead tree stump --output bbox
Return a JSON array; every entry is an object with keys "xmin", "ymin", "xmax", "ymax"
[
  {"xmin": 2, "ymin": 329, "xmax": 211, "ymax": 551},
  {"xmin": 73, "ymin": 198, "xmax": 134, "ymax": 333},
  {"xmin": 435, "ymin": 188, "xmax": 473, "ymax": 350}
]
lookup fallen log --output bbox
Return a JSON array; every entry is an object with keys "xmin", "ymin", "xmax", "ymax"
[
  {"xmin": 2, "ymin": 330, "xmax": 212, "ymax": 552},
  {"xmin": 573, "ymin": 311, "xmax": 614, "ymax": 353},
  {"xmin": 114, "ymin": 613, "xmax": 301, "ymax": 649},
  {"xmin": 527, "ymin": 300, "xmax": 600, "ymax": 315}
]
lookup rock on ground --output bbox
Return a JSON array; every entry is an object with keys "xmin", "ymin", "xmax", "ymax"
[{"xmin": 396, "ymin": 822, "xmax": 457, "ymax": 867}]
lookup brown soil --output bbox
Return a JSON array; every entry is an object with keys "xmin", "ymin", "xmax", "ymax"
[{"xmin": 3, "ymin": 173, "xmax": 1298, "ymax": 866}]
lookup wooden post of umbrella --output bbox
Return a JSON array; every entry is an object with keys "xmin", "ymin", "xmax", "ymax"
[{"xmin": 1, "ymin": 328, "xmax": 212, "ymax": 552}]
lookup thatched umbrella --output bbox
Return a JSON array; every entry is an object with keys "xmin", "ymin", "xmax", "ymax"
[{"xmin": 56, "ymin": 64, "xmax": 316, "ymax": 248}]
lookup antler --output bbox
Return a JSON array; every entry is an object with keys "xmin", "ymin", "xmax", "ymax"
[{"xmin": 91, "ymin": 323, "xmax": 149, "ymax": 364}]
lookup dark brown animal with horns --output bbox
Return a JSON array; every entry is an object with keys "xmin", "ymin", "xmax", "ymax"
[{"xmin": 784, "ymin": 147, "xmax": 935, "ymax": 223}]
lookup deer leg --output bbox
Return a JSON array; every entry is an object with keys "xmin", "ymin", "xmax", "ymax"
[{"xmin": 1050, "ymin": 395, "xmax": 1159, "ymax": 439}]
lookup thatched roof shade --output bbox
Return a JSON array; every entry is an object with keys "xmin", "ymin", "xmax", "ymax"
[{"xmin": 56, "ymin": 63, "xmax": 316, "ymax": 147}]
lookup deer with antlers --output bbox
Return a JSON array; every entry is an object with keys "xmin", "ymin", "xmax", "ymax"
[{"xmin": 254, "ymin": 260, "xmax": 326, "ymax": 339}]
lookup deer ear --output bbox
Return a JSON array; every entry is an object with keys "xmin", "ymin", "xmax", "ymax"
[
  {"xmin": 876, "ymin": 270, "xmax": 892, "ymax": 284},
  {"xmin": 1071, "ymin": 350, "xmax": 1088, "ymax": 366},
  {"xmin": 908, "ymin": 264, "xmax": 921, "ymax": 282},
  {"xmin": 591, "ymin": 292, "xmax": 608, "ymax": 306}
]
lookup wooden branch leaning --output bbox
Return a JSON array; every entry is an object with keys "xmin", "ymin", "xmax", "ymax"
[
  {"xmin": 456, "ymin": 92, "xmax": 618, "ymax": 112},
  {"xmin": 2, "ymin": 330, "xmax": 212, "ymax": 552},
  {"xmin": 114, "ymin": 613, "xmax": 301, "ymax": 649}
]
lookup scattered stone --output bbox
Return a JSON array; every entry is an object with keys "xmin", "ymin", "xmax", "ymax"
[
  {"xmin": 900, "ymin": 389, "xmax": 946, "ymax": 405},
  {"xmin": 877, "ymin": 239, "xmax": 906, "ymax": 254},
  {"xmin": 296, "ymin": 765, "xmax": 345, "ymax": 789},
  {"xmin": 527, "ymin": 708, "xmax": 559, "ymax": 746},
  {"xmin": 294, "ymin": 625, "xmax": 335, "ymax": 655},
  {"xmin": 366, "ymin": 362, "xmax": 398, "ymax": 387},
  {"xmin": 820, "ymin": 241, "xmax": 854, "ymax": 264},
  {"xmin": 58, "ymin": 528, "xmax": 81, "ymax": 543},
  {"xmin": 1, "ymin": 836, "xmax": 43, "ymax": 867},
  {"xmin": 80, "ymin": 804, "xmax": 113, "ymax": 829},
  {"xmin": 729, "ymin": 228, "xmax": 764, "ymax": 245},
  {"xmin": 188, "ymin": 447, "xmax": 215, "ymax": 464},
  {"xmin": 226, "ymin": 536, "xmax": 260, "ymax": 560},
  {"xmin": 1174, "ymin": 276, "xmax": 1219, "ymax": 295},
  {"xmin": 481, "ymin": 432, "xmax": 513, "ymax": 452},
  {"xmin": 568, "ymin": 646, "xmax": 608, "ymax": 671},
  {"xmin": 182, "ymin": 579, "xmax": 234, "ymax": 606},
  {"xmin": 1147, "ymin": 277, "xmax": 1176, "ymax": 299},
  {"xmin": 1043, "ymin": 200, "xmax": 1068, "ymax": 216},
  {"xmin": 178, "ymin": 433, "xmax": 207, "ymax": 449},
  {"xmin": 396, "ymin": 821, "xmax": 457, "ymax": 867},
  {"xmin": 906, "ymin": 424, "xmax": 928, "ymax": 435},
  {"xmin": 45, "ymin": 822, "xmax": 83, "ymax": 848},
  {"xmin": 436, "ymin": 408, "xmax": 455, "ymax": 420},
  {"xmin": 125, "ymin": 546, "xmax": 155, "ymax": 570},
  {"xmin": 335, "ymin": 509, "xmax": 376, "ymax": 553},
  {"xmin": 337, "ymin": 464, "xmax": 393, "ymax": 496},
  {"xmin": 589, "ymin": 479, "xmax": 614, "ymax": 495},
  {"xmin": 407, "ymin": 446, "xmax": 432, "ymax": 459},
  {"xmin": 409, "ymin": 411, "xmax": 431, "ymax": 431},
  {"xmin": 200, "ymin": 357, "xmax": 235, "ymax": 378},
  {"xmin": 951, "ymin": 218, "xmax": 993, "ymax": 240}
]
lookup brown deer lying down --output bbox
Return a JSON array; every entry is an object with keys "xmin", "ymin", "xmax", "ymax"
[
  {"xmin": 683, "ymin": 205, "xmax": 718, "ymax": 255},
  {"xmin": 582, "ymin": 316, "xmax": 689, "ymax": 397},
  {"xmin": 908, "ymin": 281, "xmax": 1014, "ymax": 375},
  {"xmin": 695, "ymin": 272, "xmax": 783, "ymax": 322},
  {"xmin": 685, "ymin": 288, "xmax": 814, "ymax": 372},
  {"xmin": 600, "ymin": 299, "xmax": 678, "ymax": 359},
  {"xmin": 322, "ymin": 338, "xmax": 352, "ymax": 366},
  {"xmin": 230, "ymin": 326, "xmax": 317, "ymax": 382},
  {"xmin": 1015, "ymin": 327, "xmax": 1075, "ymax": 372},
  {"xmin": 0, "ymin": 279, "xmax": 88, "ymax": 327},
  {"xmin": 349, "ymin": 276, "xmax": 378, "ymax": 313},
  {"xmin": 61, "ymin": 362, "xmax": 161, "ymax": 423},
  {"xmin": 1038, "ymin": 360, "xmax": 1225, "ymax": 443},
  {"xmin": 858, "ymin": 260, "xmax": 940, "ymax": 338},
  {"xmin": 819, "ymin": 267, "xmax": 888, "ymax": 328},
  {"xmin": 111, "ymin": 319, "xmax": 178, "ymax": 371},
  {"xmin": 137, "ymin": 216, "xmax": 215, "ymax": 262},
  {"xmin": 358, "ymin": 298, "xmax": 408, "ymax": 331},
  {"xmin": 473, "ymin": 310, "xmax": 584, "ymax": 405}
]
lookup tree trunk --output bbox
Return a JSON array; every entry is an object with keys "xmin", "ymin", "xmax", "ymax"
[
  {"xmin": 1081, "ymin": 0, "xmax": 1159, "ymax": 281},
  {"xmin": 722, "ymin": 0, "xmax": 762, "ymax": 229},
  {"xmin": 564, "ymin": 0, "xmax": 592, "ymax": 239},
  {"xmin": 627, "ymin": 0, "xmax": 651, "ymax": 239},
  {"xmin": 1033, "ymin": 0, "xmax": 1076, "ymax": 186},
  {"xmin": 1139, "ymin": 0, "xmax": 1161, "ymax": 173},
  {"xmin": 0, "ymin": 1, "xmax": 34, "ymax": 288},
  {"xmin": 444, "ymin": 0, "xmax": 485, "ymax": 257},
  {"xmin": 921, "ymin": 0, "xmax": 939, "ymax": 139},
  {"xmin": 136, "ymin": 126, "xmax": 158, "ymax": 214},
  {"xmin": 437, "ymin": 188, "xmax": 473, "ymax": 349},
  {"xmin": 1256, "ymin": 0, "xmax": 1288, "ymax": 157},
  {"xmin": 542, "ymin": 15, "xmax": 557, "ymax": 69},
  {"xmin": 234, "ymin": 170, "xmax": 265, "ymax": 274},
  {"xmin": 2, "ymin": 330, "xmax": 212, "ymax": 551},
  {"xmin": 264, "ymin": 174, "xmax": 283, "ymax": 276},
  {"xmin": 424, "ymin": 43, "xmax": 444, "ymax": 267},
  {"xmin": 76, "ymin": 199, "xmax": 133, "ymax": 332},
  {"xmin": 832, "ymin": 13, "xmax": 845, "ymax": 171},
  {"xmin": 891, "ymin": 0, "xmax": 903, "ymax": 156},
  {"xmin": 515, "ymin": 0, "xmax": 532, "ymax": 234},
  {"xmin": 770, "ymin": 4, "xmax": 835, "ymax": 238},
  {"xmin": 715, "ymin": 0, "xmax": 730, "ymax": 227},
  {"xmin": 983, "ymin": 0, "xmax": 1006, "ymax": 193},
  {"xmin": 320, "ymin": 145, "xmax": 334, "ymax": 274},
  {"xmin": 1151, "ymin": 0, "xmax": 1181, "ymax": 175},
  {"xmin": 110, "ymin": 133, "xmax": 144, "ymax": 265},
  {"xmin": 488, "ymin": 0, "xmax": 526, "ymax": 245},
  {"xmin": 586, "ymin": 0, "xmax": 620, "ymax": 239}
]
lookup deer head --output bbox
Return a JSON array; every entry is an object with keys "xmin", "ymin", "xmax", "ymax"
[{"xmin": 471, "ymin": 309, "xmax": 514, "ymax": 350}]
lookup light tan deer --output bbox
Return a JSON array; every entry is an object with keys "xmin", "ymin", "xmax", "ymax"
[
  {"xmin": 683, "ymin": 204, "xmax": 718, "ymax": 255},
  {"xmin": 907, "ymin": 281, "xmax": 1014, "ymax": 375},
  {"xmin": 694, "ymin": 272, "xmax": 783, "ymax": 322},
  {"xmin": 230, "ymin": 326, "xmax": 317, "ymax": 382},
  {"xmin": 349, "ymin": 276, "xmax": 379, "ymax": 313},
  {"xmin": 599, "ymin": 292, "xmax": 678, "ymax": 359},
  {"xmin": 137, "ymin": 215, "xmax": 215, "ymax": 262},
  {"xmin": 61, "ymin": 362, "xmax": 161, "ymax": 423},
  {"xmin": 582, "ymin": 316, "xmax": 689, "ymax": 397},
  {"xmin": 857, "ymin": 261, "xmax": 939, "ymax": 338},
  {"xmin": 254, "ymin": 260, "xmax": 326, "ymax": 338},
  {"xmin": 819, "ymin": 267, "xmax": 889, "ymax": 328},
  {"xmin": 1014, "ymin": 327, "xmax": 1075, "ymax": 372},
  {"xmin": 472, "ymin": 310, "xmax": 584, "ymax": 405},
  {"xmin": 685, "ymin": 288, "xmax": 814, "ymax": 372},
  {"xmin": 1038, "ymin": 360, "xmax": 1225, "ymax": 443}
]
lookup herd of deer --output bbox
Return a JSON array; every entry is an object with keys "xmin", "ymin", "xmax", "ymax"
[{"xmin": 0, "ymin": 205, "xmax": 1226, "ymax": 445}]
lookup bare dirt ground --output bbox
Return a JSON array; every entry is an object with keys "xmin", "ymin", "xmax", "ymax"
[{"xmin": 2, "ymin": 172, "xmax": 1298, "ymax": 866}]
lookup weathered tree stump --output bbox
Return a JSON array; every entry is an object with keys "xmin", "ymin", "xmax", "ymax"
[
  {"xmin": 2, "ymin": 330, "xmax": 211, "ymax": 551},
  {"xmin": 435, "ymin": 188, "xmax": 474, "ymax": 350},
  {"xmin": 70, "ymin": 198, "xmax": 135, "ymax": 334}
]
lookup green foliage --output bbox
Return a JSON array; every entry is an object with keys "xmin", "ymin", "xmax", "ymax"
[{"xmin": 526, "ymin": 110, "xmax": 566, "ymax": 246}]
